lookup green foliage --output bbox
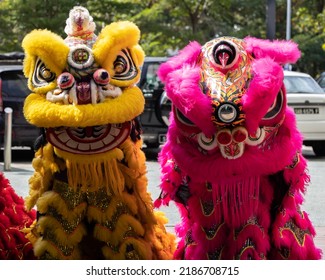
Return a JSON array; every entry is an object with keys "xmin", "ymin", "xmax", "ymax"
[
  {"xmin": 0, "ymin": 0, "xmax": 88, "ymax": 51},
  {"xmin": 0, "ymin": 0, "xmax": 324, "ymax": 75}
]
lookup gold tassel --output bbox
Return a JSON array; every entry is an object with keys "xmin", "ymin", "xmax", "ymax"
[{"xmin": 54, "ymin": 147, "xmax": 125, "ymax": 196}]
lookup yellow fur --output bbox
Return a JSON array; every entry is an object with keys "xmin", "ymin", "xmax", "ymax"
[
  {"xmin": 93, "ymin": 215, "xmax": 145, "ymax": 245},
  {"xmin": 93, "ymin": 21, "xmax": 145, "ymax": 87},
  {"xmin": 36, "ymin": 191, "xmax": 87, "ymax": 220},
  {"xmin": 22, "ymin": 29, "xmax": 69, "ymax": 94},
  {"xmin": 25, "ymin": 144, "xmax": 60, "ymax": 211},
  {"xmin": 37, "ymin": 216, "xmax": 87, "ymax": 246},
  {"xmin": 55, "ymin": 148, "xmax": 125, "ymax": 193},
  {"xmin": 24, "ymin": 87, "xmax": 144, "ymax": 127},
  {"xmin": 102, "ymin": 237, "xmax": 152, "ymax": 260},
  {"xmin": 33, "ymin": 238, "xmax": 81, "ymax": 260}
]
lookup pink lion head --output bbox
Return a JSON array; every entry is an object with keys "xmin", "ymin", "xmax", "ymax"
[{"xmin": 158, "ymin": 36, "xmax": 302, "ymax": 179}]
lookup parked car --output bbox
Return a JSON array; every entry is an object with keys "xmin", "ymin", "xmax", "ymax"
[
  {"xmin": 0, "ymin": 58, "xmax": 41, "ymax": 150},
  {"xmin": 138, "ymin": 57, "xmax": 170, "ymax": 148},
  {"xmin": 285, "ymin": 70, "xmax": 325, "ymax": 156},
  {"xmin": 316, "ymin": 72, "xmax": 325, "ymax": 91}
]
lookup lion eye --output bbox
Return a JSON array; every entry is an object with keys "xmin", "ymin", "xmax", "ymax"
[
  {"xmin": 175, "ymin": 108, "xmax": 195, "ymax": 126},
  {"xmin": 262, "ymin": 89, "xmax": 284, "ymax": 121},
  {"xmin": 112, "ymin": 49, "xmax": 138, "ymax": 81},
  {"xmin": 32, "ymin": 58, "xmax": 56, "ymax": 87},
  {"xmin": 40, "ymin": 68, "xmax": 52, "ymax": 80},
  {"xmin": 114, "ymin": 59, "xmax": 127, "ymax": 74}
]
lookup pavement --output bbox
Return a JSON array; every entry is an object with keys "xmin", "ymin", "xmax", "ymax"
[{"xmin": 1, "ymin": 147, "xmax": 324, "ymax": 259}]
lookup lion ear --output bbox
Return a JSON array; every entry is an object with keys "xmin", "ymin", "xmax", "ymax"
[
  {"xmin": 22, "ymin": 29, "xmax": 69, "ymax": 94},
  {"xmin": 244, "ymin": 36, "xmax": 301, "ymax": 65},
  {"xmin": 92, "ymin": 21, "xmax": 144, "ymax": 87},
  {"xmin": 158, "ymin": 41, "xmax": 201, "ymax": 82}
]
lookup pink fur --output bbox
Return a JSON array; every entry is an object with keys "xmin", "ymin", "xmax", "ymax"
[
  {"xmin": 242, "ymin": 58, "xmax": 284, "ymax": 134},
  {"xmin": 244, "ymin": 37, "xmax": 301, "ymax": 65},
  {"xmin": 158, "ymin": 41, "xmax": 202, "ymax": 82},
  {"xmin": 156, "ymin": 36, "xmax": 322, "ymax": 260},
  {"xmin": 158, "ymin": 42, "xmax": 216, "ymax": 137}
]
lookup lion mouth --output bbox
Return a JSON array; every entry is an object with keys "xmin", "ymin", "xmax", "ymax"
[
  {"xmin": 46, "ymin": 74, "xmax": 122, "ymax": 105},
  {"xmin": 46, "ymin": 122, "xmax": 130, "ymax": 155}
]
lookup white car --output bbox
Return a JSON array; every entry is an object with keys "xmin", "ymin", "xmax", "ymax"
[{"xmin": 284, "ymin": 70, "xmax": 325, "ymax": 156}]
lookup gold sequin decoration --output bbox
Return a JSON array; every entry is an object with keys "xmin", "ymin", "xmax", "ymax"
[
  {"xmin": 106, "ymin": 242, "xmax": 119, "ymax": 252},
  {"xmin": 125, "ymin": 250, "xmax": 141, "ymax": 260},
  {"xmin": 185, "ymin": 229, "xmax": 195, "ymax": 246},
  {"xmin": 53, "ymin": 179, "xmax": 86, "ymax": 210},
  {"xmin": 40, "ymin": 251, "xmax": 59, "ymax": 260},
  {"xmin": 202, "ymin": 223, "xmax": 224, "ymax": 240},
  {"xmin": 286, "ymin": 152, "xmax": 300, "ymax": 169},
  {"xmin": 280, "ymin": 219, "xmax": 310, "ymax": 246},
  {"xmin": 125, "ymin": 246, "xmax": 141, "ymax": 260},
  {"xmin": 279, "ymin": 247, "xmax": 290, "ymax": 259},
  {"xmin": 87, "ymin": 188, "xmax": 113, "ymax": 211},
  {"xmin": 236, "ymin": 238, "xmax": 255, "ymax": 260},
  {"xmin": 234, "ymin": 217, "xmax": 263, "ymax": 239},
  {"xmin": 47, "ymin": 206, "xmax": 84, "ymax": 234},
  {"xmin": 200, "ymin": 199, "xmax": 215, "ymax": 216},
  {"xmin": 42, "ymin": 230, "xmax": 75, "ymax": 257},
  {"xmin": 124, "ymin": 227, "xmax": 138, "ymax": 239},
  {"xmin": 103, "ymin": 202, "xmax": 129, "ymax": 230},
  {"xmin": 207, "ymin": 249, "xmax": 222, "ymax": 260},
  {"xmin": 206, "ymin": 182, "xmax": 212, "ymax": 191}
]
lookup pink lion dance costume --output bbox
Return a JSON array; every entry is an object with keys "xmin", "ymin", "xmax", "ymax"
[{"xmin": 156, "ymin": 36, "xmax": 323, "ymax": 260}]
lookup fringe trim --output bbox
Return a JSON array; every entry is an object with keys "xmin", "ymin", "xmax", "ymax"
[
  {"xmin": 213, "ymin": 176, "xmax": 260, "ymax": 227},
  {"xmin": 54, "ymin": 148, "xmax": 125, "ymax": 195}
]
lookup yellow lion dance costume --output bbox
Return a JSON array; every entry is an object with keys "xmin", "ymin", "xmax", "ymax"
[{"xmin": 22, "ymin": 6, "xmax": 175, "ymax": 260}]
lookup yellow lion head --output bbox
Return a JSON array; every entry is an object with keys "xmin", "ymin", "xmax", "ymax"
[{"xmin": 22, "ymin": 20, "xmax": 145, "ymax": 157}]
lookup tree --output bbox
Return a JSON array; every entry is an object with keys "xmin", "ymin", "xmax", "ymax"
[
  {"xmin": 279, "ymin": 0, "xmax": 325, "ymax": 76},
  {"xmin": 0, "ymin": 0, "xmax": 323, "ymax": 75},
  {"xmin": 0, "ymin": 0, "xmax": 88, "ymax": 51},
  {"xmin": 0, "ymin": 0, "xmax": 19, "ymax": 51}
]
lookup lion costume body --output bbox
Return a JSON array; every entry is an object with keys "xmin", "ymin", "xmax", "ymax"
[
  {"xmin": 0, "ymin": 173, "xmax": 35, "ymax": 259},
  {"xmin": 22, "ymin": 6, "xmax": 175, "ymax": 260},
  {"xmin": 156, "ymin": 37, "xmax": 322, "ymax": 260}
]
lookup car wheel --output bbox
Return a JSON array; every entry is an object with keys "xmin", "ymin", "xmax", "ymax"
[{"xmin": 312, "ymin": 141, "xmax": 325, "ymax": 157}]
